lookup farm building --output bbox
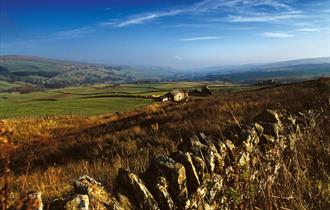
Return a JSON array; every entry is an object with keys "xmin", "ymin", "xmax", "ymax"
[
  {"xmin": 201, "ymin": 85, "xmax": 212, "ymax": 95},
  {"xmin": 164, "ymin": 89, "xmax": 188, "ymax": 102}
]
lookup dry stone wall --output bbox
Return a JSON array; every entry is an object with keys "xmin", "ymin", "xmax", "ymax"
[{"xmin": 19, "ymin": 109, "xmax": 311, "ymax": 210}]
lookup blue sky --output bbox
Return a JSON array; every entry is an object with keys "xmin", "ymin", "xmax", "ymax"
[{"xmin": 0, "ymin": 0, "xmax": 329, "ymax": 69}]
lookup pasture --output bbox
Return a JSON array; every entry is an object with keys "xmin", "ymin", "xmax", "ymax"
[{"xmin": 0, "ymin": 81, "xmax": 259, "ymax": 118}]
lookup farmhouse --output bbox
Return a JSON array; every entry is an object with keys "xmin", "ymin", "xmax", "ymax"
[{"xmin": 164, "ymin": 89, "xmax": 188, "ymax": 102}]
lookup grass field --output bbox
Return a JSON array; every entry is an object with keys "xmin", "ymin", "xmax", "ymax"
[
  {"xmin": 0, "ymin": 81, "xmax": 255, "ymax": 118},
  {"xmin": 0, "ymin": 78, "xmax": 328, "ymax": 209}
]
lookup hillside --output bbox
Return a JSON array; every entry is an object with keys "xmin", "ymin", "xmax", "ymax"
[
  {"xmin": 0, "ymin": 55, "xmax": 178, "ymax": 90},
  {"xmin": 201, "ymin": 63, "xmax": 330, "ymax": 83},
  {"xmin": 185, "ymin": 57, "xmax": 330, "ymax": 83},
  {"xmin": 0, "ymin": 56, "xmax": 329, "ymax": 92},
  {"xmin": 0, "ymin": 77, "xmax": 329, "ymax": 209}
]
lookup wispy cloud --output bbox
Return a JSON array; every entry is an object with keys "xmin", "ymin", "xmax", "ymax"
[
  {"xmin": 228, "ymin": 12, "xmax": 303, "ymax": 23},
  {"xmin": 174, "ymin": 55, "xmax": 183, "ymax": 61},
  {"xmin": 102, "ymin": 0, "xmax": 301, "ymax": 28},
  {"xmin": 296, "ymin": 28, "xmax": 320, "ymax": 32},
  {"xmin": 114, "ymin": 9, "xmax": 185, "ymax": 27},
  {"xmin": 261, "ymin": 32, "xmax": 295, "ymax": 38},
  {"xmin": 2, "ymin": 26, "xmax": 92, "ymax": 47},
  {"xmin": 50, "ymin": 27, "xmax": 92, "ymax": 39},
  {"xmin": 193, "ymin": 0, "xmax": 294, "ymax": 12},
  {"xmin": 179, "ymin": 36, "xmax": 222, "ymax": 41}
]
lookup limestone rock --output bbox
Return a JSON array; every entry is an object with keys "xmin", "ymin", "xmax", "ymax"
[
  {"xmin": 186, "ymin": 174, "xmax": 222, "ymax": 209},
  {"xmin": 115, "ymin": 190, "xmax": 136, "ymax": 210},
  {"xmin": 260, "ymin": 122, "xmax": 280, "ymax": 139},
  {"xmin": 198, "ymin": 133, "xmax": 224, "ymax": 172},
  {"xmin": 186, "ymin": 185, "xmax": 207, "ymax": 209},
  {"xmin": 170, "ymin": 151, "xmax": 200, "ymax": 194},
  {"xmin": 90, "ymin": 198, "xmax": 108, "ymax": 210},
  {"xmin": 74, "ymin": 175, "xmax": 123, "ymax": 210},
  {"xmin": 178, "ymin": 135, "xmax": 207, "ymax": 155},
  {"xmin": 255, "ymin": 109, "xmax": 280, "ymax": 124},
  {"xmin": 224, "ymin": 139, "xmax": 237, "ymax": 163},
  {"xmin": 198, "ymin": 133, "xmax": 217, "ymax": 152},
  {"xmin": 65, "ymin": 194, "xmax": 89, "ymax": 210},
  {"xmin": 150, "ymin": 155, "xmax": 188, "ymax": 206},
  {"xmin": 224, "ymin": 139, "xmax": 235, "ymax": 151},
  {"xmin": 19, "ymin": 191, "xmax": 43, "ymax": 210},
  {"xmin": 191, "ymin": 155, "xmax": 205, "ymax": 183},
  {"xmin": 204, "ymin": 174, "xmax": 223, "ymax": 203},
  {"xmin": 254, "ymin": 122, "xmax": 264, "ymax": 136},
  {"xmin": 260, "ymin": 134, "xmax": 276, "ymax": 143},
  {"xmin": 179, "ymin": 136, "xmax": 218, "ymax": 174},
  {"xmin": 238, "ymin": 152, "xmax": 250, "ymax": 167},
  {"xmin": 201, "ymin": 147, "xmax": 216, "ymax": 173},
  {"xmin": 117, "ymin": 168, "xmax": 159, "ymax": 210},
  {"xmin": 150, "ymin": 176, "xmax": 175, "ymax": 210}
]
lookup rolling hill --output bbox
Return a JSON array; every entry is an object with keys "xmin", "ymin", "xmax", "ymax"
[
  {"xmin": 184, "ymin": 57, "xmax": 330, "ymax": 83},
  {"xmin": 0, "ymin": 55, "xmax": 329, "ymax": 92},
  {"xmin": 0, "ymin": 55, "xmax": 178, "ymax": 91}
]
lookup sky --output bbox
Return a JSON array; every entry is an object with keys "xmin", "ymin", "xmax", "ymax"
[{"xmin": 0, "ymin": 0, "xmax": 329, "ymax": 69}]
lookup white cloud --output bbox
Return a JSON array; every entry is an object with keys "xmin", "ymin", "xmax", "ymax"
[
  {"xmin": 179, "ymin": 36, "xmax": 222, "ymax": 41},
  {"xmin": 2, "ymin": 26, "xmax": 92, "ymax": 47},
  {"xmin": 105, "ymin": 0, "xmax": 300, "ymax": 27},
  {"xmin": 115, "ymin": 9, "xmax": 185, "ymax": 27},
  {"xmin": 174, "ymin": 55, "xmax": 183, "ymax": 61},
  {"xmin": 296, "ymin": 28, "xmax": 320, "ymax": 32},
  {"xmin": 261, "ymin": 32, "xmax": 295, "ymax": 38},
  {"xmin": 51, "ymin": 27, "xmax": 92, "ymax": 39},
  {"xmin": 228, "ymin": 12, "xmax": 303, "ymax": 22}
]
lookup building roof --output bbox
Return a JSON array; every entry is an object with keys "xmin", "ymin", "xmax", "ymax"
[{"xmin": 167, "ymin": 89, "xmax": 185, "ymax": 96}]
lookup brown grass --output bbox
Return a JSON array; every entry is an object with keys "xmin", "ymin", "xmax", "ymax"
[{"xmin": 0, "ymin": 77, "xmax": 329, "ymax": 209}]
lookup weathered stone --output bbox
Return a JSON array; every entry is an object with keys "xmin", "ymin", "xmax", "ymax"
[
  {"xmin": 260, "ymin": 134, "xmax": 276, "ymax": 143},
  {"xmin": 74, "ymin": 175, "xmax": 123, "ymax": 210},
  {"xmin": 198, "ymin": 133, "xmax": 224, "ymax": 172},
  {"xmin": 215, "ymin": 140, "xmax": 227, "ymax": 157},
  {"xmin": 90, "ymin": 198, "xmax": 108, "ymax": 210},
  {"xmin": 150, "ymin": 176, "xmax": 175, "ymax": 210},
  {"xmin": 186, "ymin": 184, "xmax": 208, "ymax": 209},
  {"xmin": 65, "ymin": 194, "xmax": 89, "ymax": 210},
  {"xmin": 260, "ymin": 122, "xmax": 281, "ymax": 139},
  {"xmin": 117, "ymin": 168, "xmax": 159, "ymax": 210},
  {"xmin": 185, "ymin": 174, "xmax": 222, "ymax": 210},
  {"xmin": 224, "ymin": 139, "xmax": 236, "ymax": 164},
  {"xmin": 178, "ymin": 135, "xmax": 207, "ymax": 155},
  {"xmin": 19, "ymin": 191, "xmax": 43, "ymax": 210},
  {"xmin": 170, "ymin": 151, "xmax": 200, "ymax": 194},
  {"xmin": 224, "ymin": 139, "xmax": 235, "ymax": 151},
  {"xmin": 254, "ymin": 122, "xmax": 264, "ymax": 136},
  {"xmin": 150, "ymin": 155, "xmax": 188, "ymax": 206},
  {"xmin": 49, "ymin": 196, "xmax": 69, "ymax": 210},
  {"xmin": 115, "ymin": 189, "xmax": 136, "ymax": 210},
  {"xmin": 198, "ymin": 133, "xmax": 217, "ymax": 151},
  {"xmin": 238, "ymin": 151, "xmax": 250, "ymax": 167},
  {"xmin": 191, "ymin": 155, "xmax": 205, "ymax": 183},
  {"xmin": 201, "ymin": 147, "xmax": 216, "ymax": 173},
  {"xmin": 255, "ymin": 109, "xmax": 280, "ymax": 124},
  {"xmin": 204, "ymin": 174, "xmax": 223, "ymax": 203}
]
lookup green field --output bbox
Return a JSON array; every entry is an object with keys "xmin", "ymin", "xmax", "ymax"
[{"xmin": 0, "ymin": 81, "xmax": 258, "ymax": 118}]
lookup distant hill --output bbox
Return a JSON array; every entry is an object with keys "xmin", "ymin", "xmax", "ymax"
[
  {"xmin": 0, "ymin": 55, "xmax": 178, "ymax": 90},
  {"xmin": 0, "ymin": 55, "xmax": 329, "ymax": 91},
  {"xmin": 185, "ymin": 57, "xmax": 330, "ymax": 83}
]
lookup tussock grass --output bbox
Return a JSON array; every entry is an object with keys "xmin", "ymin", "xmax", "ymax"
[{"xmin": 0, "ymin": 78, "xmax": 329, "ymax": 208}]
